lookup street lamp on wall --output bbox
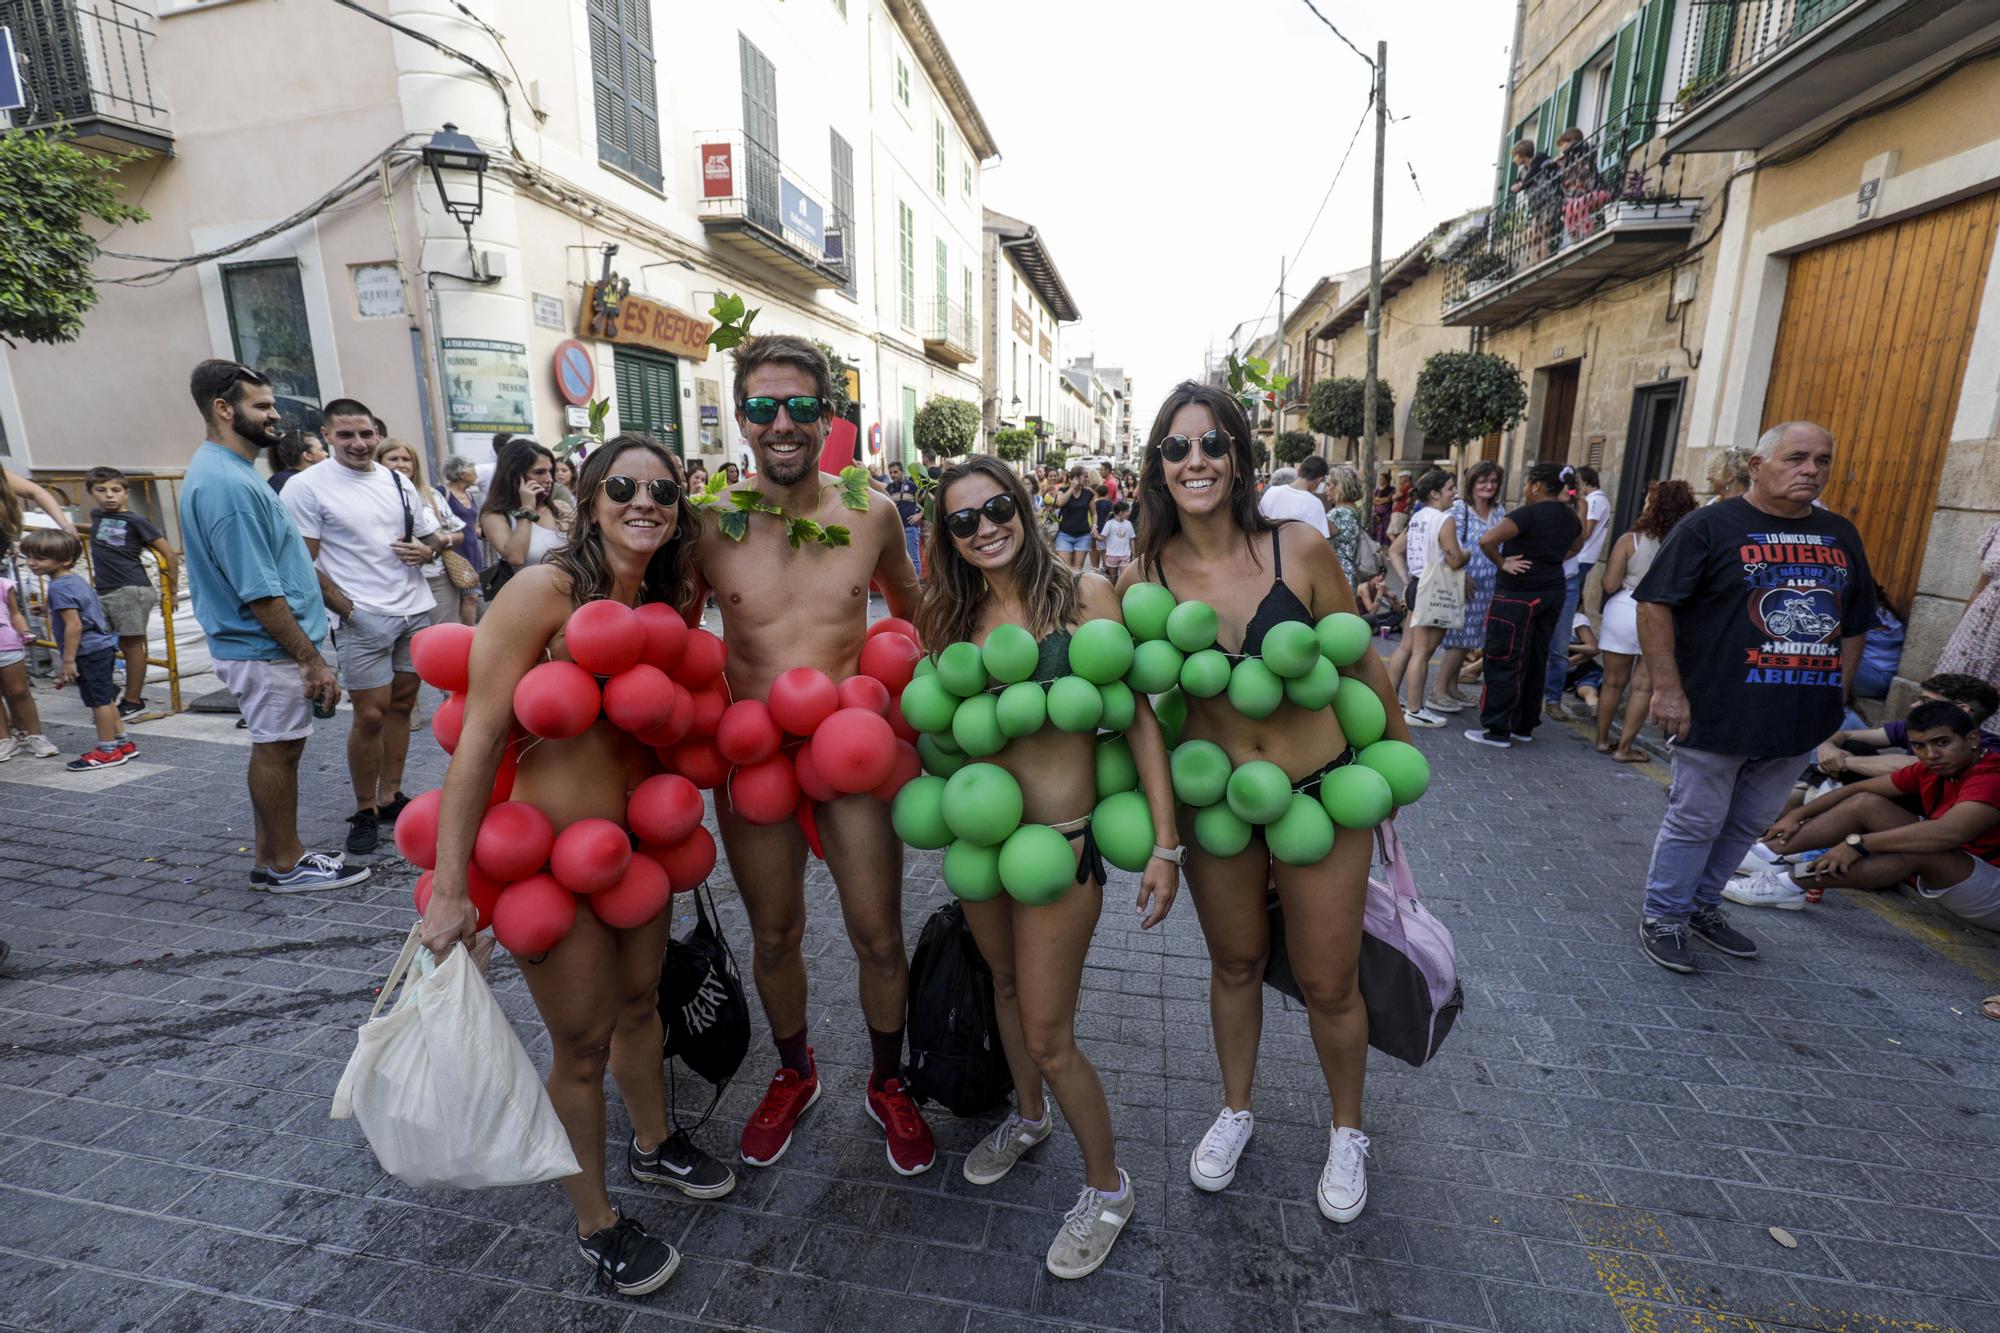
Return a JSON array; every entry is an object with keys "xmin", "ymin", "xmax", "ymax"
[{"xmin": 422, "ymin": 123, "xmax": 489, "ymax": 243}]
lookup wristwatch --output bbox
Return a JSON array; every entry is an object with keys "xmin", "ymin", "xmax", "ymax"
[
  {"xmin": 1845, "ymin": 832, "xmax": 1867, "ymax": 854},
  {"xmin": 1151, "ymin": 844, "xmax": 1186, "ymax": 866}
]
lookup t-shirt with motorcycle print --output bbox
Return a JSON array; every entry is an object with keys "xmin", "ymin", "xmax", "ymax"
[{"xmin": 1634, "ymin": 496, "xmax": 1876, "ymax": 758}]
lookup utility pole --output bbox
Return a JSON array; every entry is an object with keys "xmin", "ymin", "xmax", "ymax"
[
  {"xmin": 1275, "ymin": 256, "xmax": 1286, "ymax": 444},
  {"xmin": 1363, "ymin": 41, "xmax": 1387, "ymax": 487}
]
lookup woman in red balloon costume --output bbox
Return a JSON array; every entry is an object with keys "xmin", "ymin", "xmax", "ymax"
[
  {"xmin": 918, "ymin": 455, "xmax": 1181, "ymax": 1280},
  {"xmin": 422, "ymin": 435, "xmax": 728, "ymax": 1297}
]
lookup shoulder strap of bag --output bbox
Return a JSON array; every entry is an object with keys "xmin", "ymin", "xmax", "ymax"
[
  {"xmin": 1377, "ymin": 820, "xmax": 1420, "ymax": 904},
  {"xmin": 369, "ymin": 922, "xmax": 428, "ymax": 1021},
  {"xmin": 390, "ymin": 468, "xmax": 414, "ymax": 542}
]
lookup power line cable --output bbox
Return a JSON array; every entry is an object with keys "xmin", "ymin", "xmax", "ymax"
[{"xmin": 1297, "ymin": 0, "xmax": 1374, "ymax": 67}]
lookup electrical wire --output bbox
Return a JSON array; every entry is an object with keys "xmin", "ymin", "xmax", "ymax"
[
  {"xmin": 1288, "ymin": 95, "xmax": 1375, "ymax": 277},
  {"xmin": 1297, "ymin": 0, "xmax": 1374, "ymax": 68}
]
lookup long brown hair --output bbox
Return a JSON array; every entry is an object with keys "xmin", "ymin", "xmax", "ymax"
[
  {"xmin": 547, "ymin": 434, "xmax": 698, "ymax": 612},
  {"xmin": 1131, "ymin": 380, "xmax": 1277, "ymax": 580},
  {"xmin": 1632, "ymin": 479, "xmax": 1698, "ymax": 540},
  {"xmin": 916, "ymin": 455, "xmax": 1079, "ymax": 648},
  {"xmin": 481, "ymin": 439, "xmax": 556, "ymax": 520}
]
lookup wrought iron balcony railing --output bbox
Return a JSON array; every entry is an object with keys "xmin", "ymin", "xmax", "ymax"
[
  {"xmin": 921, "ymin": 298, "xmax": 976, "ymax": 366},
  {"xmin": 694, "ymin": 130, "xmax": 850, "ymax": 289},
  {"xmin": 2, "ymin": 0, "xmax": 173, "ymax": 153},
  {"xmin": 1674, "ymin": 0, "xmax": 1860, "ymax": 113}
]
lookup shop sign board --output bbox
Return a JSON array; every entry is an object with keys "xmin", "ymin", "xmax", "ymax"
[
  {"xmin": 701, "ymin": 143, "xmax": 734, "ymax": 198},
  {"xmin": 577, "ymin": 282, "xmax": 713, "ymax": 362},
  {"xmin": 442, "ymin": 339, "xmax": 533, "ymax": 434}
]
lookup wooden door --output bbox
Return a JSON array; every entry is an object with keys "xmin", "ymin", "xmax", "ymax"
[
  {"xmin": 1762, "ymin": 190, "xmax": 1999, "ymax": 613},
  {"xmin": 1538, "ymin": 362, "xmax": 1580, "ymax": 464}
]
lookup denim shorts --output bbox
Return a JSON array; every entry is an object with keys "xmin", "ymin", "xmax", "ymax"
[
  {"xmin": 334, "ymin": 608, "xmax": 427, "ymax": 691},
  {"xmin": 73, "ymin": 648, "xmax": 119, "ymax": 709},
  {"xmin": 1055, "ymin": 530, "xmax": 1092, "ymax": 553}
]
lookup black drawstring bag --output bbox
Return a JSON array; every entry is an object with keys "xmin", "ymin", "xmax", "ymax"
[
  {"xmin": 657, "ymin": 882, "xmax": 749, "ymax": 1129},
  {"xmin": 901, "ymin": 901, "xmax": 1012, "ymax": 1117}
]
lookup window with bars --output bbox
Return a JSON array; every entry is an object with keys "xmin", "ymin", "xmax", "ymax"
[
  {"xmin": 934, "ymin": 118, "xmax": 947, "ymax": 196},
  {"xmin": 587, "ymin": 0, "xmax": 663, "ymax": 190},
  {"xmin": 897, "ymin": 202, "xmax": 915, "ymax": 331}
]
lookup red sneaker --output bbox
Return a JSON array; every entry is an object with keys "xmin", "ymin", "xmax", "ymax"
[
  {"xmin": 739, "ymin": 1056, "xmax": 820, "ymax": 1167},
  {"xmin": 865, "ymin": 1078, "xmax": 936, "ymax": 1176}
]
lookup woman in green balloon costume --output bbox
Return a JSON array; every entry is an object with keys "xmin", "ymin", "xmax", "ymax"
[
  {"xmin": 1115, "ymin": 380, "xmax": 1421, "ymax": 1227},
  {"xmin": 899, "ymin": 455, "xmax": 1180, "ymax": 1281}
]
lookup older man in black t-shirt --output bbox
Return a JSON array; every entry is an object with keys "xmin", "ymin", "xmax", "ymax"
[{"xmin": 1633, "ymin": 422, "xmax": 1875, "ymax": 974}]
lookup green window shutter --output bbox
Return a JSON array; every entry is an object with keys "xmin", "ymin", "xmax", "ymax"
[
  {"xmin": 1628, "ymin": 0, "xmax": 1674, "ymax": 148},
  {"xmin": 588, "ymin": 0, "xmax": 661, "ymax": 189},
  {"xmin": 1694, "ymin": 1, "xmax": 1736, "ymax": 81},
  {"xmin": 1600, "ymin": 13, "xmax": 1640, "ymax": 175},
  {"xmin": 613, "ymin": 350, "xmax": 681, "ymax": 454},
  {"xmin": 1552, "ymin": 75, "xmax": 1578, "ymax": 135}
]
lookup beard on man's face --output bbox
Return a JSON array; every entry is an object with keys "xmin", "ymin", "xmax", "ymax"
[
  {"xmin": 756, "ymin": 430, "xmax": 820, "ymax": 485},
  {"xmin": 236, "ymin": 411, "xmax": 285, "ymax": 448}
]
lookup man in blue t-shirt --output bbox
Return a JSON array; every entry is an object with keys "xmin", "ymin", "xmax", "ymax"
[
  {"xmin": 885, "ymin": 460, "xmax": 922, "ymax": 573},
  {"xmin": 178, "ymin": 360, "xmax": 368, "ymax": 895}
]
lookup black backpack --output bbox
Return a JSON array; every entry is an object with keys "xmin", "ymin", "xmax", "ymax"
[
  {"xmin": 657, "ymin": 883, "xmax": 749, "ymax": 1126},
  {"xmin": 901, "ymin": 901, "xmax": 1012, "ymax": 1117}
]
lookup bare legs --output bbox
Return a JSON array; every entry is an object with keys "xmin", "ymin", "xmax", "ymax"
[
  {"xmin": 0, "ymin": 660, "xmax": 42, "ymax": 736},
  {"xmin": 1595, "ymin": 653, "xmax": 1653, "ymax": 761},
  {"xmin": 347, "ymin": 672, "xmax": 421, "ymax": 810},
  {"xmin": 246, "ymin": 738, "xmax": 307, "ymax": 870}
]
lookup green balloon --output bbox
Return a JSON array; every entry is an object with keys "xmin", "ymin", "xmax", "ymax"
[
  {"xmin": 1128, "ymin": 639, "xmax": 1186, "ymax": 694},
  {"xmin": 1166, "ymin": 599, "xmax": 1219, "ymax": 653},
  {"xmin": 917, "ymin": 733, "xmax": 966, "ymax": 777},
  {"xmin": 1098, "ymin": 680, "xmax": 1136, "ymax": 732},
  {"xmin": 1317, "ymin": 612, "xmax": 1373, "ymax": 667},
  {"xmin": 1261, "ymin": 620, "xmax": 1322, "ymax": 679},
  {"xmin": 912, "ymin": 655, "xmax": 937, "ymax": 679},
  {"xmin": 995, "ymin": 680, "xmax": 1048, "ymax": 738},
  {"xmin": 1267, "ymin": 792, "xmax": 1336, "ymax": 866},
  {"xmin": 1228, "ymin": 658, "xmax": 1284, "ymax": 720},
  {"xmin": 1092, "ymin": 791, "xmax": 1154, "ymax": 873},
  {"xmin": 1285, "ymin": 656, "xmax": 1341, "ymax": 711},
  {"xmin": 1170, "ymin": 739, "xmax": 1231, "ymax": 808},
  {"xmin": 1359, "ymin": 739, "xmax": 1431, "ymax": 806},
  {"xmin": 951, "ymin": 692, "xmax": 1006, "ymax": 758},
  {"xmin": 1226, "ymin": 759, "xmax": 1293, "ymax": 825},
  {"xmin": 1069, "ymin": 619, "xmax": 1136, "ymax": 685},
  {"xmin": 942, "ymin": 762, "xmax": 1024, "ymax": 845},
  {"xmin": 1122, "ymin": 583, "xmax": 1176, "ymax": 642},
  {"xmin": 1047, "ymin": 676, "xmax": 1104, "ymax": 733},
  {"xmin": 1095, "ymin": 735, "xmax": 1138, "ymax": 797},
  {"xmin": 1195, "ymin": 803, "xmax": 1253, "ymax": 857},
  {"xmin": 1332, "ymin": 676, "xmax": 1388, "ymax": 749},
  {"xmin": 999, "ymin": 823, "xmax": 1076, "ymax": 905},
  {"xmin": 936, "ymin": 641, "xmax": 988, "ymax": 697},
  {"xmin": 930, "ymin": 728, "xmax": 963, "ymax": 755},
  {"xmin": 1154, "ymin": 687, "xmax": 1187, "ymax": 749},
  {"xmin": 982, "ymin": 624, "xmax": 1038, "ymax": 686},
  {"xmin": 943, "ymin": 840, "xmax": 1004, "ymax": 901},
  {"xmin": 890, "ymin": 775, "xmax": 952, "ymax": 849},
  {"xmin": 899, "ymin": 674, "xmax": 958, "ymax": 734},
  {"xmin": 1319, "ymin": 764, "xmax": 1394, "ymax": 830},
  {"xmin": 1180, "ymin": 648, "xmax": 1231, "ymax": 699}
]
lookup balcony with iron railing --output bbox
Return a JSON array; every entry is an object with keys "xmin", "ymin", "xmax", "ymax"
[
  {"xmin": 1, "ymin": 0, "xmax": 173, "ymax": 154},
  {"xmin": 1666, "ymin": 0, "xmax": 1997, "ymax": 153},
  {"xmin": 1440, "ymin": 104, "xmax": 1697, "ymax": 327},
  {"xmin": 693, "ymin": 130, "xmax": 850, "ymax": 289},
  {"xmin": 921, "ymin": 298, "xmax": 976, "ymax": 367}
]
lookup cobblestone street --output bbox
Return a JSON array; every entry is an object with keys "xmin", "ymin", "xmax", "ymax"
[{"xmin": 5, "ymin": 658, "xmax": 2000, "ymax": 1333}]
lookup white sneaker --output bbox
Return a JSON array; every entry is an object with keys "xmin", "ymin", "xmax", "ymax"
[
  {"xmin": 0, "ymin": 736, "xmax": 15, "ymax": 762},
  {"xmin": 1401, "ymin": 708, "xmax": 1446, "ymax": 729},
  {"xmin": 1722, "ymin": 869, "xmax": 1805, "ymax": 911},
  {"xmin": 963, "ymin": 1111, "xmax": 1054, "ymax": 1186},
  {"xmin": 22, "ymin": 734, "xmax": 58, "ymax": 759},
  {"xmin": 1189, "ymin": 1107, "xmax": 1253, "ymax": 1192},
  {"xmin": 1318, "ymin": 1126, "xmax": 1370, "ymax": 1223},
  {"xmin": 1423, "ymin": 695, "xmax": 1465, "ymax": 714},
  {"xmin": 1735, "ymin": 841, "xmax": 1789, "ymax": 877}
]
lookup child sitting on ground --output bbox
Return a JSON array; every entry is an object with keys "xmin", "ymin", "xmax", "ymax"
[
  {"xmin": 19, "ymin": 529, "xmax": 136, "ymax": 771},
  {"xmin": 0, "ymin": 571, "xmax": 59, "ymax": 760},
  {"xmin": 85, "ymin": 466, "xmax": 177, "ymax": 719}
]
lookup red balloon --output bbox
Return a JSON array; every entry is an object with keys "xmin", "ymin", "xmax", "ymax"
[
  {"xmin": 550, "ymin": 817, "xmax": 633, "ymax": 895},
  {"xmin": 431, "ymin": 692, "xmax": 467, "ymax": 754},
  {"xmin": 475, "ymin": 800, "xmax": 554, "ymax": 882},
  {"xmin": 769, "ymin": 667, "xmax": 839, "ymax": 736},
  {"xmin": 636, "ymin": 683, "xmax": 694, "ymax": 747},
  {"xmin": 466, "ymin": 861, "xmax": 504, "ymax": 929},
  {"xmin": 413, "ymin": 869, "xmax": 433, "ymax": 916},
  {"xmin": 393, "ymin": 789, "xmax": 444, "ymax": 869},
  {"xmin": 514, "ymin": 661, "xmax": 601, "ymax": 739},
  {"xmin": 678, "ymin": 628, "xmax": 727, "ymax": 689},
  {"xmin": 592, "ymin": 853, "xmax": 670, "ymax": 928},
  {"xmin": 634, "ymin": 602, "xmax": 688, "ymax": 675},
  {"xmin": 411, "ymin": 623, "xmax": 474, "ymax": 693},
  {"xmin": 603, "ymin": 664, "xmax": 674, "ymax": 735},
  {"xmin": 489, "ymin": 743, "xmax": 519, "ymax": 806},
  {"xmin": 670, "ymin": 738, "xmax": 730, "ymax": 790},
  {"xmin": 729, "ymin": 754, "xmax": 800, "ymax": 825},
  {"xmin": 493, "ymin": 873, "xmax": 577, "ymax": 955},
  {"xmin": 628, "ymin": 773, "xmax": 704, "ymax": 845},
  {"xmin": 868, "ymin": 617, "xmax": 920, "ymax": 645},
  {"xmin": 858, "ymin": 632, "xmax": 922, "ymax": 694},
  {"xmin": 870, "ymin": 740, "xmax": 923, "ymax": 802},
  {"xmin": 716, "ymin": 699, "xmax": 782, "ymax": 765},
  {"xmin": 810, "ymin": 708, "xmax": 898, "ymax": 795},
  {"xmin": 836, "ymin": 674, "xmax": 892, "ymax": 716},
  {"xmin": 797, "ymin": 799, "xmax": 825, "ymax": 861},
  {"xmin": 688, "ymin": 684, "xmax": 728, "ymax": 738},
  {"xmin": 792, "ymin": 741, "xmax": 839, "ymax": 803},
  {"xmin": 651, "ymin": 825, "xmax": 717, "ymax": 893},
  {"xmin": 886, "ymin": 699, "xmax": 919, "ymax": 745},
  {"xmin": 566, "ymin": 600, "xmax": 644, "ymax": 676}
]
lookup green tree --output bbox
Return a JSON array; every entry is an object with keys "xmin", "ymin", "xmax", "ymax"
[
  {"xmin": 1043, "ymin": 446, "xmax": 1069, "ymax": 471},
  {"xmin": 912, "ymin": 395, "xmax": 980, "ymax": 460},
  {"xmin": 0, "ymin": 131, "xmax": 146, "ymax": 346},
  {"xmin": 1274, "ymin": 431, "xmax": 1317, "ymax": 467},
  {"xmin": 814, "ymin": 340, "xmax": 856, "ymax": 418},
  {"xmin": 1409, "ymin": 352, "xmax": 1527, "ymax": 449},
  {"xmin": 993, "ymin": 427, "xmax": 1037, "ymax": 464},
  {"xmin": 1307, "ymin": 377, "xmax": 1397, "ymax": 443}
]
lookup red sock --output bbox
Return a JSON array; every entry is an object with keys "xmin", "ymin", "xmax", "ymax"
[{"xmin": 775, "ymin": 1028, "xmax": 811, "ymax": 1076}]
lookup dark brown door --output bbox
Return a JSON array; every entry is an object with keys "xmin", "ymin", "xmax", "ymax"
[{"xmin": 1538, "ymin": 362, "xmax": 1580, "ymax": 464}]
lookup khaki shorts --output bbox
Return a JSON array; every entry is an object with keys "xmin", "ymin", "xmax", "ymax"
[
  {"xmin": 215, "ymin": 647, "xmax": 329, "ymax": 744},
  {"xmin": 100, "ymin": 585, "xmax": 155, "ymax": 638}
]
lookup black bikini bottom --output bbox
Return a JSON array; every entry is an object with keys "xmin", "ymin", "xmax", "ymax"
[{"xmin": 1291, "ymin": 746, "xmax": 1359, "ymax": 804}]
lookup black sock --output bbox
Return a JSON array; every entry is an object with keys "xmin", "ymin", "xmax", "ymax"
[
  {"xmin": 775, "ymin": 1027, "xmax": 811, "ymax": 1076},
  {"xmin": 868, "ymin": 1024, "xmax": 904, "ymax": 1090}
]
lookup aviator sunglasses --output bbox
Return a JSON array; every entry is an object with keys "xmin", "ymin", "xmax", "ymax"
[
  {"xmin": 1157, "ymin": 430, "xmax": 1232, "ymax": 464},
  {"xmin": 944, "ymin": 493, "xmax": 1019, "ymax": 539},
  {"xmin": 742, "ymin": 395, "xmax": 825, "ymax": 425},
  {"xmin": 602, "ymin": 475, "xmax": 682, "ymax": 506}
]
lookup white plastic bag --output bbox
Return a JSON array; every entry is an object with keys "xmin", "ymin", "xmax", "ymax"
[{"xmin": 331, "ymin": 924, "xmax": 579, "ymax": 1189}]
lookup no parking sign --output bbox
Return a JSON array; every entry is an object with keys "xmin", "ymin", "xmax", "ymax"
[{"xmin": 553, "ymin": 339, "xmax": 596, "ymax": 407}]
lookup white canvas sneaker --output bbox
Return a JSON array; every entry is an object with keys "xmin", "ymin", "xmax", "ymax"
[
  {"xmin": 1318, "ymin": 1126, "xmax": 1370, "ymax": 1223},
  {"xmin": 1722, "ymin": 869, "xmax": 1806, "ymax": 911},
  {"xmin": 1189, "ymin": 1107, "xmax": 1253, "ymax": 1192}
]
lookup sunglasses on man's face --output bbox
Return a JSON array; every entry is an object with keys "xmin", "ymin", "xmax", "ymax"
[
  {"xmin": 602, "ymin": 475, "xmax": 682, "ymax": 506},
  {"xmin": 1157, "ymin": 430, "xmax": 1232, "ymax": 464},
  {"xmin": 944, "ymin": 493, "xmax": 1019, "ymax": 539},
  {"xmin": 742, "ymin": 395, "xmax": 825, "ymax": 425}
]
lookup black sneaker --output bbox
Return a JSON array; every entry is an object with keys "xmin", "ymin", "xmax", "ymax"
[
  {"xmin": 117, "ymin": 699, "xmax": 148, "ymax": 720},
  {"xmin": 1639, "ymin": 918, "xmax": 1695, "ymax": 974},
  {"xmin": 1689, "ymin": 906, "xmax": 1758, "ymax": 959},
  {"xmin": 345, "ymin": 809, "xmax": 380, "ymax": 855},
  {"xmin": 577, "ymin": 1215, "xmax": 679, "ymax": 1296},
  {"xmin": 378, "ymin": 791, "xmax": 412, "ymax": 824},
  {"xmin": 630, "ymin": 1130, "xmax": 736, "ymax": 1199}
]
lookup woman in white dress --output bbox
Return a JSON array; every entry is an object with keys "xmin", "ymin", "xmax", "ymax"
[{"xmin": 1595, "ymin": 479, "xmax": 1697, "ymax": 761}]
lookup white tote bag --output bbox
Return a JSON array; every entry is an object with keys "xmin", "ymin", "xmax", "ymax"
[
  {"xmin": 1409, "ymin": 513, "xmax": 1467, "ymax": 630},
  {"xmin": 332, "ymin": 925, "xmax": 579, "ymax": 1189}
]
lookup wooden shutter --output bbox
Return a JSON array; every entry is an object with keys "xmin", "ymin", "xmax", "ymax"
[
  {"xmin": 588, "ymin": 0, "xmax": 661, "ymax": 189},
  {"xmin": 1626, "ymin": 0, "xmax": 1673, "ymax": 149},
  {"xmin": 1599, "ymin": 13, "xmax": 1641, "ymax": 176},
  {"xmin": 1533, "ymin": 93, "xmax": 1558, "ymax": 154},
  {"xmin": 1694, "ymin": 0, "xmax": 1736, "ymax": 83},
  {"xmin": 613, "ymin": 349, "xmax": 682, "ymax": 455}
]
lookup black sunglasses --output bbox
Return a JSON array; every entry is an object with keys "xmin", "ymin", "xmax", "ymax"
[
  {"xmin": 944, "ymin": 493, "xmax": 1018, "ymax": 539},
  {"xmin": 602, "ymin": 475, "xmax": 682, "ymax": 506},
  {"xmin": 1157, "ymin": 430, "xmax": 1232, "ymax": 464},
  {"xmin": 742, "ymin": 395, "xmax": 825, "ymax": 425}
]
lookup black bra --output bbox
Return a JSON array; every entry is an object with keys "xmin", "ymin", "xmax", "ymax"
[
  {"xmin": 1159, "ymin": 528, "xmax": 1315, "ymax": 658},
  {"xmin": 1031, "ymin": 630, "xmax": 1073, "ymax": 684}
]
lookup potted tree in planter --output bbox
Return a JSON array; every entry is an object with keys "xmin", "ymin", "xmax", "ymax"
[
  {"xmin": 1307, "ymin": 376, "xmax": 1395, "ymax": 463},
  {"xmin": 1273, "ymin": 430, "xmax": 1317, "ymax": 468},
  {"xmin": 1409, "ymin": 352, "xmax": 1527, "ymax": 473}
]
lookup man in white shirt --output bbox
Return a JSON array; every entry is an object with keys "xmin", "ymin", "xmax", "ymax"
[
  {"xmin": 1258, "ymin": 455, "xmax": 1331, "ymax": 538},
  {"xmin": 282, "ymin": 399, "xmax": 444, "ymax": 854},
  {"xmin": 1546, "ymin": 464, "xmax": 1611, "ymax": 715}
]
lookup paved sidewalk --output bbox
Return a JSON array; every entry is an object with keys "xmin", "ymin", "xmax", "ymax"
[{"xmin": 3, "ymin": 672, "xmax": 2000, "ymax": 1332}]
